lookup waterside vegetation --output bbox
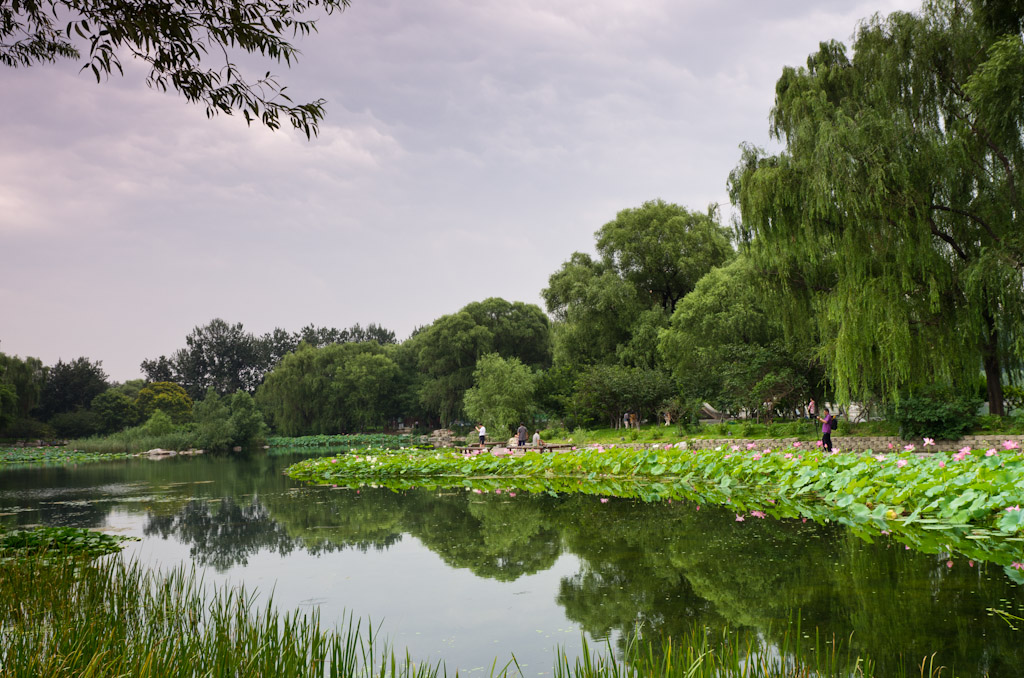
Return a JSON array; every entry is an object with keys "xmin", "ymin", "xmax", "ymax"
[{"xmin": 287, "ymin": 444, "xmax": 1024, "ymax": 575}]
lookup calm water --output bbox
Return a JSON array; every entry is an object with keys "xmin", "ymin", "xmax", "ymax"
[{"xmin": 1, "ymin": 449, "xmax": 1023, "ymax": 676}]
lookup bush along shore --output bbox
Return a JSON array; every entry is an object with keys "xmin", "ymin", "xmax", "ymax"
[{"xmin": 286, "ymin": 443, "xmax": 1024, "ymax": 576}]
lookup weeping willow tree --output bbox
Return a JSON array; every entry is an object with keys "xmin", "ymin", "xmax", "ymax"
[{"xmin": 729, "ymin": 0, "xmax": 1024, "ymax": 412}]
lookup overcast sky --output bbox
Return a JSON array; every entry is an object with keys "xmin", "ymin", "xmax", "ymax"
[{"xmin": 1, "ymin": 0, "xmax": 921, "ymax": 382}]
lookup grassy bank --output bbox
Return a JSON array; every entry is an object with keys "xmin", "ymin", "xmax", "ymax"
[{"xmin": 0, "ymin": 552, "xmax": 924, "ymax": 678}]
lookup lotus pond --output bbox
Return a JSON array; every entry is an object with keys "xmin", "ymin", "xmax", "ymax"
[{"xmin": 1, "ymin": 446, "xmax": 1023, "ymax": 676}]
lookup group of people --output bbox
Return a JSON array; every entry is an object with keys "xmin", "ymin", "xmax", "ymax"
[
  {"xmin": 475, "ymin": 423, "xmax": 542, "ymax": 448},
  {"xmin": 808, "ymin": 399, "xmax": 837, "ymax": 452}
]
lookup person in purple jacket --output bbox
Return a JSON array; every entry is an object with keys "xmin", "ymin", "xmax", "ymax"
[{"xmin": 818, "ymin": 408, "xmax": 835, "ymax": 452}]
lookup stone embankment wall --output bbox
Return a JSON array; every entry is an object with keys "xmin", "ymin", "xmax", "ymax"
[{"xmin": 671, "ymin": 434, "xmax": 1024, "ymax": 453}]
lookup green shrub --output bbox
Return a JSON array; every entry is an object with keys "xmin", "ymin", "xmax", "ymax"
[
  {"xmin": 48, "ymin": 410, "xmax": 102, "ymax": 438},
  {"xmin": 886, "ymin": 388, "xmax": 981, "ymax": 440},
  {"xmin": 1004, "ymin": 385, "xmax": 1024, "ymax": 414}
]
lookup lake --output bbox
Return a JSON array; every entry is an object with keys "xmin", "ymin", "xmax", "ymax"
[{"xmin": 1, "ymin": 448, "xmax": 1022, "ymax": 676}]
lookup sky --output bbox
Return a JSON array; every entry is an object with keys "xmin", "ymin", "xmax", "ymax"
[{"xmin": 1, "ymin": 0, "xmax": 922, "ymax": 382}]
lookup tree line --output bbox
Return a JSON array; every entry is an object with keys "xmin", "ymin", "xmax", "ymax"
[{"xmin": 3, "ymin": 0, "xmax": 1022, "ymax": 441}]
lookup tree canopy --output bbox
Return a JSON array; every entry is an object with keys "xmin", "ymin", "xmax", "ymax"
[
  {"xmin": 1, "ymin": 0, "xmax": 348, "ymax": 136},
  {"xmin": 730, "ymin": 0, "xmax": 1024, "ymax": 411},
  {"xmin": 544, "ymin": 200, "xmax": 733, "ymax": 371}
]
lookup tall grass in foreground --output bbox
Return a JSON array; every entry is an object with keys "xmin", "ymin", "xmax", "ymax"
[
  {"xmin": 1, "ymin": 554, "xmax": 955, "ymax": 678},
  {"xmin": 0, "ymin": 555, "xmax": 446, "ymax": 678}
]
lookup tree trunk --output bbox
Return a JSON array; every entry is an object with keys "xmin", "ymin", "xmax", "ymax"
[{"xmin": 982, "ymin": 312, "xmax": 1004, "ymax": 416}]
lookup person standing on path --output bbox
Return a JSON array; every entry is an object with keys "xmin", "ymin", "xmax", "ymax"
[
  {"xmin": 807, "ymin": 399, "xmax": 816, "ymax": 420},
  {"xmin": 818, "ymin": 408, "xmax": 834, "ymax": 452},
  {"xmin": 476, "ymin": 424, "xmax": 487, "ymax": 446},
  {"xmin": 517, "ymin": 423, "xmax": 528, "ymax": 447}
]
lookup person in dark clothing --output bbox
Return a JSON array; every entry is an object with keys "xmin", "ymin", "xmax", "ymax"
[{"xmin": 517, "ymin": 423, "xmax": 528, "ymax": 447}]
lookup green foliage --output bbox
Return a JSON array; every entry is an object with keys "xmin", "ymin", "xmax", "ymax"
[
  {"xmin": 47, "ymin": 409, "xmax": 102, "ymax": 438},
  {"xmin": 886, "ymin": 389, "xmax": 982, "ymax": 441},
  {"xmin": 135, "ymin": 381, "xmax": 193, "ymax": 424},
  {"xmin": 37, "ymin": 356, "xmax": 108, "ymax": 421},
  {"xmin": 544, "ymin": 200, "xmax": 733, "ymax": 372},
  {"xmin": 0, "ymin": 447, "xmax": 133, "ymax": 466},
  {"xmin": 0, "ymin": 526, "xmax": 137, "ymax": 558},
  {"xmin": 660, "ymin": 255, "xmax": 818, "ymax": 420},
  {"xmin": 138, "ymin": 409, "xmax": 177, "ymax": 437},
  {"xmin": 573, "ymin": 364, "xmax": 675, "ymax": 428},
  {"xmin": 1004, "ymin": 385, "xmax": 1024, "ymax": 413},
  {"xmin": 0, "ymin": 554, "xmax": 453, "ymax": 678},
  {"xmin": 730, "ymin": 4, "xmax": 1024, "ymax": 412},
  {"xmin": 287, "ymin": 442, "xmax": 1024, "ymax": 566},
  {"xmin": 91, "ymin": 389, "xmax": 140, "ymax": 433},
  {"xmin": 257, "ymin": 342, "xmax": 403, "ymax": 435},
  {"xmin": 0, "ymin": 0, "xmax": 351, "ymax": 137},
  {"xmin": 194, "ymin": 388, "xmax": 268, "ymax": 451},
  {"xmin": 409, "ymin": 298, "xmax": 551, "ymax": 425},
  {"xmin": 266, "ymin": 433, "xmax": 413, "ymax": 448},
  {"xmin": 463, "ymin": 353, "xmax": 537, "ymax": 439}
]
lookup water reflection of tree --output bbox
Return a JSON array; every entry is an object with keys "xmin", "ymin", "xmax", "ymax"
[
  {"xmin": 144, "ymin": 497, "xmax": 302, "ymax": 571},
  {"xmin": 545, "ymin": 496, "xmax": 1024, "ymax": 676},
  {"xmin": 408, "ymin": 492, "xmax": 561, "ymax": 581}
]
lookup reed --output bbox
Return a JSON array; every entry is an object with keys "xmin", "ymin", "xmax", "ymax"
[{"xmin": 0, "ymin": 555, "xmax": 448, "ymax": 678}]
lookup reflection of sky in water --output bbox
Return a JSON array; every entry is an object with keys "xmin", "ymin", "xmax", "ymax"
[{"xmin": 113, "ymin": 509, "xmax": 588, "ymax": 676}]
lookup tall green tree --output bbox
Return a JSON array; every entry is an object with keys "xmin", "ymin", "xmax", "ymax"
[
  {"xmin": 544, "ymin": 201, "xmax": 733, "ymax": 370},
  {"xmin": 463, "ymin": 353, "xmax": 537, "ymax": 439},
  {"xmin": 1, "ymin": 0, "xmax": 349, "ymax": 136},
  {"xmin": 0, "ymin": 352, "xmax": 45, "ymax": 422},
  {"xmin": 730, "ymin": 1, "xmax": 1024, "ymax": 411},
  {"xmin": 409, "ymin": 298, "xmax": 550, "ymax": 425},
  {"xmin": 256, "ymin": 341, "xmax": 402, "ymax": 435},
  {"xmin": 659, "ymin": 256, "xmax": 820, "ymax": 419},
  {"xmin": 37, "ymin": 356, "xmax": 108, "ymax": 420}
]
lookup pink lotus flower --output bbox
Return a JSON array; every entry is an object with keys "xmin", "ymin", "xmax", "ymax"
[
  {"xmin": 938, "ymin": 461, "xmax": 946, "ymax": 468},
  {"xmin": 947, "ymin": 561, "xmax": 954, "ymax": 569},
  {"xmin": 923, "ymin": 437, "xmax": 935, "ymax": 447},
  {"xmin": 986, "ymin": 449, "xmax": 998, "ymax": 457},
  {"xmin": 330, "ymin": 459, "xmax": 338, "ymax": 464},
  {"xmin": 751, "ymin": 453, "xmax": 762, "ymax": 461},
  {"xmin": 801, "ymin": 517, "xmax": 807, "ymax": 523},
  {"xmin": 784, "ymin": 453, "xmax": 794, "ymax": 460},
  {"xmin": 1006, "ymin": 505, "xmax": 1021, "ymax": 512},
  {"xmin": 600, "ymin": 498, "xmax": 609, "ymax": 503},
  {"xmin": 696, "ymin": 505, "xmax": 700, "ymax": 511},
  {"xmin": 959, "ymin": 446, "xmax": 971, "ymax": 454},
  {"xmin": 735, "ymin": 514, "xmax": 745, "ymax": 522},
  {"xmin": 1003, "ymin": 440, "xmax": 1020, "ymax": 450},
  {"xmin": 473, "ymin": 489, "xmax": 482, "ymax": 494},
  {"xmin": 750, "ymin": 510, "xmax": 766, "ymax": 518},
  {"xmin": 724, "ymin": 454, "xmax": 732, "ymax": 459},
  {"xmin": 874, "ymin": 454, "xmax": 886, "ymax": 462},
  {"xmin": 768, "ymin": 498, "xmax": 775, "ymax": 504},
  {"xmin": 763, "ymin": 448, "xmax": 772, "ymax": 455},
  {"xmin": 730, "ymin": 445, "xmax": 740, "ymax": 452},
  {"xmin": 794, "ymin": 441, "xmax": 802, "ymax": 448},
  {"xmin": 887, "ymin": 443, "xmax": 894, "ymax": 449},
  {"xmin": 903, "ymin": 444, "xmax": 916, "ymax": 452},
  {"xmin": 1011, "ymin": 562, "xmax": 1024, "ymax": 571},
  {"xmin": 896, "ymin": 459, "xmax": 908, "ymax": 468},
  {"xmin": 509, "ymin": 492, "xmax": 516, "ymax": 497},
  {"xmin": 816, "ymin": 441, "xmax": 823, "ymax": 447},
  {"xmin": 495, "ymin": 489, "xmax": 501, "ymax": 494},
  {"xmin": 746, "ymin": 442, "xmax": 757, "ymax": 450}
]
